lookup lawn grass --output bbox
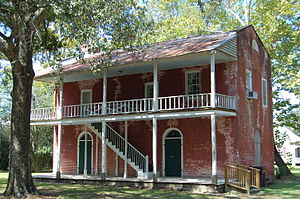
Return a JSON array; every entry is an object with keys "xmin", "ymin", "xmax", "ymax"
[
  {"xmin": 261, "ymin": 166, "xmax": 300, "ymax": 199},
  {"xmin": 1, "ymin": 168, "xmax": 300, "ymax": 198},
  {"xmin": 291, "ymin": 165, "xmax": 300, "ymax": 177},
  {"xmin": 0, "ymin": 172, "xmax": 219, "ymax": 199}
]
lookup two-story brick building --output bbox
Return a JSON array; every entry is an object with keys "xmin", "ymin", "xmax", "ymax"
[{"xmin": 31, "ymin": 25, "xmax": 274, "ymax": 185}]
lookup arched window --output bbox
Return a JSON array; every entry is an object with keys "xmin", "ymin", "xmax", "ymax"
[{"xmin": 254, "ymin": 131, "xmax": 262, "ymax": 165}]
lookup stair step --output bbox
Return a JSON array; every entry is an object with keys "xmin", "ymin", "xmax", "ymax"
[{"xmin": 87, "ymin": 123, "xmax": 150, "ymax": 177}]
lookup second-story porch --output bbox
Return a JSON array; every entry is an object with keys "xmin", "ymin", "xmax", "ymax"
[{"xmin": 31, "ymin": 93, "xmax": 236, "ymax": 123}]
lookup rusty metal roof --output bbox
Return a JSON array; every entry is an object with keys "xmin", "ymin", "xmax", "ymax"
[{"xmin": 35, "ymin": 28, "xmax": 239, "ymax": 80}]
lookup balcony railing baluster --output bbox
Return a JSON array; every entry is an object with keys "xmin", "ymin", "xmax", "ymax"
[{"xmin": 31, "ymin": 93, "xmax": 236, "ymax": 121}]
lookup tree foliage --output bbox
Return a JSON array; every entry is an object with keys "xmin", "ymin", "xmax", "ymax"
[
  {"xmin": 147, "ymin": 0, "xmax": 300, "ymax": 133},
  {"xmin": 146, "ymin": 0, "xmax": 299, "ymax": 179},
  {"xmin": 0, "ymin": 0, "xmax": 151, "ymax": 197}
]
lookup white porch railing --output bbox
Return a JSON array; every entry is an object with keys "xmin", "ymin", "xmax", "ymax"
[
  {"xmin": 107, "ymin": 98, "xmax": 153, "ymax": 114},
  {"xmin": 30, "ymin": 93, "xmax": 236, "ymax": 121},
  {"xmin": 216, "ymin": 93, "xmax": 236, "ymax": 110},
  {"xmin": 158, "ymin": 93, "xmax": 211, "ymax": 110},
  {"xmin": 30, "ymin": 107, "xmax": 56, "ymax": 120},
  {"xmin": 62, "ymin": 102, "xmax": 102, "ymax": 118}
]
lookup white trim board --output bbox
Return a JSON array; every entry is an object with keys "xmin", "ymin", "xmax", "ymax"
[{"xmin": 31, "ymin": 110, "xmax": 236, "ymax": 126}]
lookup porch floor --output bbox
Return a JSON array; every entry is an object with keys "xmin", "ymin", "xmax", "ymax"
[{"xmin": 33, "ymin": 173, "xmax": 225, "ymax": 193}]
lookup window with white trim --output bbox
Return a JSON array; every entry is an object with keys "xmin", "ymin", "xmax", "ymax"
[
  {"xmin": 296, "ymin": 147, "xmax": 300, "ymax": 158},
  {"xmin": 185, "ymin": 71, "xmax": 201, "ymax": 95},
  {"xmin": 262, "ymin": 78, "xmax": 267, "ymax": 107},
  {"xmin": 145, "ymin": 82, "xmax": 153, "ymax": 98},
  {"xmin": 81, "ymin": 89, "xmax": 92, "ymax": 104},
  {"xmin": 246, "ymin": 69, "xmax": 252, "ymax": 93}
]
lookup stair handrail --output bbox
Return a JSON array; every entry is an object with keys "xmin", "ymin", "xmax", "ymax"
[
  {"xmin": 225, "ymin": 164, "xmax": 251, "ymax": 194},
  {"xmin": 225, "ymin": 164, "xmax": 261, "ymax": 194},
  {"xmin": 106, "ymin": 124, "xmax": 149, "ymax": 172},
  {"xmin": 236, "ymin": 164, "xmax": 261, "ymax": 189}
]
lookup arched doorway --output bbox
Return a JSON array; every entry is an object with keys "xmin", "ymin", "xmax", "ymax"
[
  {"xmin": 163, "ymin": 128, "xmax": 183, "ymax": 177},
  {"xmin": 78, "ymin": 132, "xmax": 93, "ymax": 174}
]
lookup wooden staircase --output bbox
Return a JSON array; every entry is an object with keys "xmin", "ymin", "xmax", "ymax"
[
  {"xmin": 87, "ymin": 123, "xmax": 151, "ymax": 179},
  {"xmin": 224, "ymin": 164, "xmax": 262, "ymax": 194}
]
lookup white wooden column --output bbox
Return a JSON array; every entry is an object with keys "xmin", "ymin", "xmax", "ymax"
[
  {"xmin": 152, "ymin": 117, "xmax": 158, "ymax": 182},
  {"xmin": 211, "ymin": 113, "xmax": 217, "ymax": 184},
  {"xmin": 95, "ymin": 131, "xmax": 99, "ymax": 175},
  {"xmin": 210, "ymin": 50, "xmax": 216, "ymax": 108},
  {"xmin": 84, "ymin": 126, "xmax": 88, "ymax": 175},
  {"xmin": 115, "ymin": 154, "xmax": 118, "ymax": 176},
  {"xmin": 153, "ymin": 62, "xmax": 158, "ymax": 111},
  {"xmin": 124, "ymin": 120, "xmax": 128, "ymax": 178},
  {"xmin": 101, "ymin": 69, "xmax": 107, "ymax": 180},
  {"xmin": 56, "ymin": 79, "xmax": 63, "ymax": 179},
  {"xmin": 152, "ymin": 62, "xmax": 158, "ymax": 182},
  {"xmin": 210, "ymin": 50, "xmax": 217, "ymax": 184}
]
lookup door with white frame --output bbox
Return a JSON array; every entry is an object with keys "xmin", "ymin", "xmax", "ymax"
[
  {"xmin": 78, "ymin": 132, "xmax": 93, "ymax": 174},
  {"xmin": 163, "ymin": 128, "xmax": 183, "ymax": 177}
]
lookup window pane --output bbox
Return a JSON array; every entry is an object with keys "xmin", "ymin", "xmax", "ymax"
[
  {"xmin": 262, "ymin": 79, "xmax": 267, "ymax": 106},
  {"xmin": 246, "ymin": 70, "xmax": 252, "ymax": 91},
  {"xmin": 82, "ymin": 91, "xmax": 91, "ymax": 104},
  {"xmin": 187, "ymin": 71, "xmax": 200, "ymax": 95},
  {"xmin": 145, "ymin": 83, "xmax": 153, "ymax": 98},
  {"xmin": 166, "ymin": 130, "xmax": 181, "ymax": 138}
]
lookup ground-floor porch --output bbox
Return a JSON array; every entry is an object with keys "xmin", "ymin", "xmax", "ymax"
[
  {"xmin": 53, "ymin": 115, "xmax": 240, "ymax": 184},
  {"xmin": 33, "ymin": 173, "xmax": 225, "ymax": 193}
]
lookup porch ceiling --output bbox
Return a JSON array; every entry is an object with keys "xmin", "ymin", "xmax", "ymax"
[{"xmin": 45, "ymin": 50, "xmax": 236, "ymax": 83}]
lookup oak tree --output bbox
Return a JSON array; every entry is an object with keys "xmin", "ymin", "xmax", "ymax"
[{"xmin": 0, "ymin": 0, "xmax": 150, "ymax": 197}]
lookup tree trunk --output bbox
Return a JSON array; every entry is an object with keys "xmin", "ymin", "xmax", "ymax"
[
  {"xmin": 4, "ymin": 25, "xmax": 39, "ymax": 197},
  {"xmin": 274, "ymin": 144, "xmax": 294, "ymax": 178}
]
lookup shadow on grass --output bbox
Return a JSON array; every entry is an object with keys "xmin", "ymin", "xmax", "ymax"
[
  {"xmin": 36, "ymin": 182, "xmax": 213, "ymax": 199},
  {"xmin": 263, "ymin": 180, "xmax": 300, "ymax": 199}
]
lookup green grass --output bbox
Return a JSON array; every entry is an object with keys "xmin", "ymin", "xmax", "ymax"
[
  {"xmin": 1, "ymin": 167, "xmax": 300, "ymax": 198},
  {"xmin": 0, "ymin": 172, "xmax": 219, "ymax": 199},
  {"xmin": 261, "ymin": 166, "xmax": 300, "ymax": 199},
  {"xmin": 291, "ymin": 165, "xmax": 300, "ymax": 177}
]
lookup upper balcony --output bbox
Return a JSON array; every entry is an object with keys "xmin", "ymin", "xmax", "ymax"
[
  {"xmin": 32, "ymin": 28, "xmax": 239, "ymax": 124},
  {"xmin": 31, "ymin": 93, "xmax": 236, "ymax": 122}
]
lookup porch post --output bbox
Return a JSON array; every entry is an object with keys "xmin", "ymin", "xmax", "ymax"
[
  {"xmin": 152, "ymin": 62, "xmax": 158, "ymax": 182},
  {"xmin": 210, "ymin": 50, "xmax": 217, "ymax": 184},
  {"xmin": 84, "ymin": 126, "xmax": 88, "ymax": 175},
  {"xmin": 56, "ymin": 78, "xmax": 63, "ymax": 179},
  {"xmin": 153, "ymin": 62, "xmax": 158, "ymax": 111},
  {"xmin": 115, "ymin": 154, "xmax": 118, "ymax": 176},
  {"xmin": 124, "ymin": 120, "xmax": 128, "ymax": 178},
  {"xmin": 152, "ymin": 117, "xmax": 158, "ymax": 182},
  {"xmin": 101, "ymin": 68, "xmax": 107, "ymax": 180},
  {"xmin": 210, "ymin": 50, "xmax": 216, "ymax": 108},
  {"xmin": 95, "ymin": 131, "xmax": 99, "ymax": 175}
]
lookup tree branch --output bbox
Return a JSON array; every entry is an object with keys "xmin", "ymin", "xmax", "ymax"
[
  {"xmin": 244, "ymin": 0, "xmax": 249, "ymax": 24},
  {"xmin": 226, "ymin": 7, "xmax": 246, "ymax": 26},
  {"xmin": 0, "ymin": 38, "xmax": 10, "ymax": 59},
  {"xmin": 33, "ymin": 8, "xmax": 48, "ymax": 28},
  {"xmin": 0, "ymin": 31, "xmax": 9, "ymax": 41}
]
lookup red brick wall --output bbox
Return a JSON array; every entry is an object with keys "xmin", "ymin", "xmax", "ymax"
[
  {"xmin": 235, "ymin": 27, "xmax": 274, "ymax": 179},
  {"xmin": 56, "ymin": 26, "xmax": 274, "ymax": 180},
  {"xmin": 59, "ymin": 116, "xmax": 240, "ymax": 178},
  {"xmin": 62, "ymin": 64, "xmax": 231, "ymax": 106}
]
